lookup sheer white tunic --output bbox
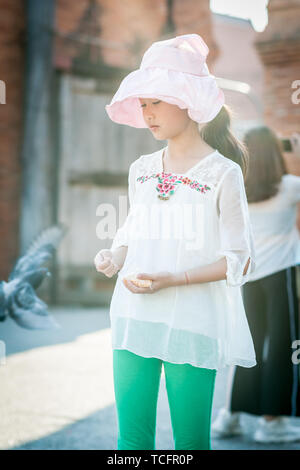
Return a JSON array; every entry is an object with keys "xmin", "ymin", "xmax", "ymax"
[{"xmin": 109, "ymin": 146, "xmax": 257, "ymax": 370}]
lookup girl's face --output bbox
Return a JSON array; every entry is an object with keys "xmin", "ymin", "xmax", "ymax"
[{"xmin": 138, "ymin": 98, "xmax": 192, "ymax": 140}]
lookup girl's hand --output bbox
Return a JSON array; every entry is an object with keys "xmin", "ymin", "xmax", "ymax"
[
  {"xmin": 122, "ymin": 271, "xmax": 174, "ymax": 294},
  {"xmin": 94, "ymin": 249, "xmax": 120, "ymax": 278}
]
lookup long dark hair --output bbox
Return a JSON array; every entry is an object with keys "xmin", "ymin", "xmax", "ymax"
[
  {"xmin": 199, "ymin": 105, "xmax": 249, "ymax": 179},
  {"xmin": 243, "ymin": 126, "xmax": 287, "ymax": 203}
]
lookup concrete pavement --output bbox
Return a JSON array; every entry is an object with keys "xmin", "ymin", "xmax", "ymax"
[{"xmin": 0, "ymin": 307, "xmax": 300, "ymax": 450}]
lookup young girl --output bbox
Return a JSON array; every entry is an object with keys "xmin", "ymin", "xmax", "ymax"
[
  {"xmin": 94, "ymin": 34, "xmax": 256, "ymax": 450},
  {"xmin": 212, "ymin": 127, "xmax": 300, "ymax": 443}
]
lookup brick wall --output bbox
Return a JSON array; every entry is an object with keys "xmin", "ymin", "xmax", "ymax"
[
  {"xmin": 54, "ymin": 0, "xmax": 219, "ymax": 71},
  {"xmin": 0, "ymin": 0, "xmax": 25, "ymax": 279},
  {"xmin": 255, "ymin": 0, "xmax": 300, "ymax": 176}
]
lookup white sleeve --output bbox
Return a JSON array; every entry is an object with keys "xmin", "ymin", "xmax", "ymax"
[
  {"xmin": 110, "ymin": 159, "xmax": 137, "ymax": 251},
  {"xmin": 285, "ymin": 174, "xmax": 300, "ymax": 205},
  {"xmin": 216, "ymin": 164, "xmax": 256, "ymax": 287}
]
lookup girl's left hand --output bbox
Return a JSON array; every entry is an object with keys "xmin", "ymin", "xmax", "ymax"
[{"xmin": 122, "ymin": 271, "xmax": 174, "ymax": 294}]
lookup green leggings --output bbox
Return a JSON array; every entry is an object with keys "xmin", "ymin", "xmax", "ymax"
[{"xmin": 113, "ymin": 348, "xmax": 217, "ymax": 450}]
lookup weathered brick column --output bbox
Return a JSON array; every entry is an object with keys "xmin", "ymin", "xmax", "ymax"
[
  {"xmin": 0, "ymin": 0, "xmax": 25, "ymax": 280},
  {"xmin": 255, "ymin": 0, "xmax": 300, "ymax": 176},
  {"xmin": 54, "ymin": 0, "xmax": 219, "ymax": 70}
]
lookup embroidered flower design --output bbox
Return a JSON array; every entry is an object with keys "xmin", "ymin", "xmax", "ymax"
[{"xmin": 136, "ymin": 172, "xmax": 211, "ymax": 200}]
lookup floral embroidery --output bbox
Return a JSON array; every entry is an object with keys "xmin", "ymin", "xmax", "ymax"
[{"xmin": 136, "ymin": 172, "xmax": 211, "ymax": 200}]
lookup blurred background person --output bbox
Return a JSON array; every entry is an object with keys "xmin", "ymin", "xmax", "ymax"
[{"xmin": 211, "ymin": 127, "xmax": 300, "ymax": 444}]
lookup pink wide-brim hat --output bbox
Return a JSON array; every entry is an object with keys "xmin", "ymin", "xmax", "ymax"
[{"xmin": 105, "ymin": 33, "xmax": 225, "ymax": 128}]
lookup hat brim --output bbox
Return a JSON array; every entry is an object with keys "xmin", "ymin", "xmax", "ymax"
[{"xmin": 105, "ymin": 68, "xmax": 225, "ymax": 128}]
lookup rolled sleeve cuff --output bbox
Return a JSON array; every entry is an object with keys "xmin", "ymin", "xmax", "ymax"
[{"xmin": 219, "ymin": 251, "xmax": 255, "ymax": 287}]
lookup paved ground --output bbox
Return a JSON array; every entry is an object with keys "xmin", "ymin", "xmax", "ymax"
[{"xmin": 0, "ymin": 307, "xmax": 300, "ymax": 450}]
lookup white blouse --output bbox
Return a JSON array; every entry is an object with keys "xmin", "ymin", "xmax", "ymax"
[
  {"xmin": 109, "ymin": 146, "xmax": 257, "ymax": 370},
  {"xmin": 247, "ymin": 173, "xmax": 300, "ymax": 282}
]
